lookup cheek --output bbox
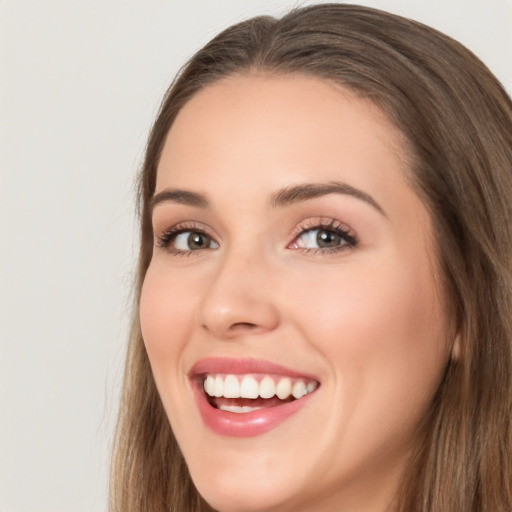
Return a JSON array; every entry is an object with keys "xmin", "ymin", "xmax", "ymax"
[
  {"xmin": 287, "ymin": 255, "xmax": 449, "ymax": 427},
  {"xmin": 291, "ymin": 257, "xmax": 442, "ymax": 349},
  {"xmin": 139, "ymin": 264, "xmax": 197, "ymax": 371}
]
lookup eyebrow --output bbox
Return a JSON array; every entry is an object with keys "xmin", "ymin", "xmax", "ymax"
[
  {"xmin": 150, "ymin": 181, "xmax": 385, "ymax": 216},
  {"xmin": 150, "ymin": 189, "xmax": 210, "ymax": 211},
  {"xmin": 270, "ymin": 181, "xmax": 386, "ymax": 216}
]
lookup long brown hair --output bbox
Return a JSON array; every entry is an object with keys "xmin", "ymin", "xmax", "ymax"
[{"xmin": 110, "ymin": 4, "xmax": 512, "ymax": 511}]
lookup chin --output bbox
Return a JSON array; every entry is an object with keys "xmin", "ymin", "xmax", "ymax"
[{"xmin": 195, "ymin": 476, "xmax": 297, "ymax": 512}]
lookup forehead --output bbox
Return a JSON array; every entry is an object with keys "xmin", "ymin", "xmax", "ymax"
[{"xmin": 156, "ymin": 73, "xmax": 416, "ymax": 220}]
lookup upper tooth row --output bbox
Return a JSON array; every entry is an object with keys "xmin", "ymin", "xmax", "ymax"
[{"xmin": 203, "ymin": 374, "xmax": 318, "ymax": 400}]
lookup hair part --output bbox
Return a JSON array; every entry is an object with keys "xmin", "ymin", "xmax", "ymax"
[{"xmin": 110, "ymin": 4, "xmax": 512, "ymax": 511}]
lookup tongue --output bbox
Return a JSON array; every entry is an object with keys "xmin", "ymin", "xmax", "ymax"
[{"xmin": 211, "ymin": 396, "xmax": 294, "ymax": 409}]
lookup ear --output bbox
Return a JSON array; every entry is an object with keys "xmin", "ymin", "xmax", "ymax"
[{"xmin": 451, "ymin": 331, "xmax": 462, "ymax": 361}]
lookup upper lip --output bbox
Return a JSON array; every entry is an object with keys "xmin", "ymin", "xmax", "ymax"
[{"xmin": 189, "ymin": 357, "xmax": 320, "ymax": 381}]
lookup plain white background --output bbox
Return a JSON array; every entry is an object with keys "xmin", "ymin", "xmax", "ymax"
[{"xmin": 0, "ymin": 1, "xmax": 510, "ymax": 511}]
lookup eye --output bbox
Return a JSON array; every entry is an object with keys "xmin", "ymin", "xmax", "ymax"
[
  {"xmin": 289, "ymin": 221, "xmax": 357, "ymax": 252},
  {"xmin": 174, "ymin": 231, "xmax": 217, "ymax": 251},
  {"xmin": 156, "ymin": 226, "xmax": 219, "ymax": 254}
]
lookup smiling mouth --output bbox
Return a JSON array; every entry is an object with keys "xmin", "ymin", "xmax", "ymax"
[{"xmin": 202, "ymin": 374, "xmax": 319, "ymax": 413}]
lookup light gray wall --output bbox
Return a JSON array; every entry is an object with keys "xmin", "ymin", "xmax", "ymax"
[{"xmin": 1, "ymin": 1, "xmax": 510, "ymax": 511}]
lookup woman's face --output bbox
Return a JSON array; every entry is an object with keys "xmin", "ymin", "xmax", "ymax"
[{"xmin": 140, "ymin": 75, "xmax": 456, "ymax": 512}]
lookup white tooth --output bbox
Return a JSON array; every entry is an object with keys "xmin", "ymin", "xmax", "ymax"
[
  {"xmin": 242, "ymin": 406, "xmax": 263, "ymax": 413},
  {"xmin": 219, "ymin": 404, "xmax": 244, "ymax": 413},
  {"xmin": 214, "ymin": 375, "xmax": 224, "ymax": 397},
  {"xmin": 259, "ymin": 376, "xmax": 276, "ymax": 399},
  {"xmin": 219, "ymin": 404, "xmax": 263, "ymax": 413},
  {"xmin": 224, "ymin": 374, "xmax": 240, "ymax": 398},
  {"xmin": 240, "ymin": 376, "xmax": 259, "ymax": 398},
  {"xmin": 292, "ymin": 380, "xmax": 307, "ymax": 399},
  {"xmin": 306, "ymin": 381, "xmax": 318, "ymax": 393},
  {"xmin": 204, "ymin": 375, "xmax": 215, "ymax": 397},
  {"xmin": 276, "ymin": 377, "xmax": 292, "ymax": 399}
]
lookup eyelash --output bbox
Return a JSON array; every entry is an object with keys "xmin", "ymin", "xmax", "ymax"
[
  {"xmin": 290, "ymin": 218, "xmax": 358, "ymax": 255},
  {"xmin": 155, "ymin": 222, "xmax": 215, "ymax": 256},
  {"xmin": 154, "ymin": 218, "xmax": 358, "ymax": 256}
]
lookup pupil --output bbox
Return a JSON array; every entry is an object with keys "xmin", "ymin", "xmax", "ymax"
[
  {"xmin": 317, "ymin": 230, "xmax": 340, "ymax": 248},
  {"xmin": 188, "ymin": 232, "xmax": 208, "ymax": 249}
]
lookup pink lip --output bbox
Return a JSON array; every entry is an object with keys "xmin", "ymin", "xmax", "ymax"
[
  {"xmin": 189, "ymin": 357, "xmax": 319, "ymax": 380},
  {"xmin": 189, "ymin": 357, "xmax": 319, "ymax": 438}
]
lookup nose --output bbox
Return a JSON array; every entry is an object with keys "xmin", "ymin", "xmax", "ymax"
[{"xmin": 197, "ymin": 249, "xmax": 280, "ymax": 339}]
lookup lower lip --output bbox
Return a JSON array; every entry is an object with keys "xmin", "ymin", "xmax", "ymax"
[{"xmin": 193, "ymin": 383, "xmax": 315, "ymax": 437}]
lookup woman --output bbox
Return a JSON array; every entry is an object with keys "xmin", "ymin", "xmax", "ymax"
[{"xmin": 110, "ymin": 4, "xmax": 512, "ymax": 511}]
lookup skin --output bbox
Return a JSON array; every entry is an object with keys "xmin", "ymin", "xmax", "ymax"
[{"xmin": 140, "ymin": 74, "xmax": 457, "ymax": 512}]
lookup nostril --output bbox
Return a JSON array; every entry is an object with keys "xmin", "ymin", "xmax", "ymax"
[
  {"xmin": 199, "ymin": 298, "xmax": 280, "ymax": 337},
  {"xmin": 229, "ymin": 322, "xmax": 258, "ymax": 330}
]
